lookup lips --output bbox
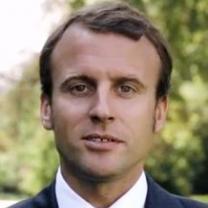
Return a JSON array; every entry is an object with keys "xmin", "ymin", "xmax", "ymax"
[
  {"xmin": 82, "ymin": 134, "xmax": 123, "ymax": 143},
  {"xmin": 82, "ymin": 134, "xmax": 123, "ymax": 151}
]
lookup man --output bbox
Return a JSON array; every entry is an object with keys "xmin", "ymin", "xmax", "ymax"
[{"xmin": 10, "ymin": 1, "xmax": 207, "ymax": 208}]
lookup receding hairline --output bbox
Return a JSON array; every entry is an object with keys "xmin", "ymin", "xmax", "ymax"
[
  {"xmin": 39, "ymin": 1, "xmax": 172, "ymax": 99},
  {"xmin": 50, "ymin": 23, "xmax": 162, "ymax": 97},
  {"xmin": 51, "ymin": 22, "xmax": 162, "ymax": 70}
]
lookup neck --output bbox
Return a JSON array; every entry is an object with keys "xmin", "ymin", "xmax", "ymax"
[{"xmin": 61, "ymin": 164, "xmax": 143, "ymax": 208}]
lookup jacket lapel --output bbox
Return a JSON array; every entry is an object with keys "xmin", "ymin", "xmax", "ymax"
[
  {"xmin": 49, "ymin": 181, "xmax": 59, "ymax": 208},
  {"xmin": 32, "ymin": 180, "xmax": 59, "ymax": 208},
  {"xmin": 145, "ymin": 174, "xmax": 182, "ymax": 208}
]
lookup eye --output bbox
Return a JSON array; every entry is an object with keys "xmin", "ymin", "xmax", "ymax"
[
  {"xmin": 70, "ymin": 83, "xmax": 94, "ymax": 96},
  {"xmin": 117, "ymin": 84, "xmax": 136, "ymax": 98},
  {"xmin": 120, "ymin": 85, "xmax": 133, "ymax": 92},
  {"xmin": 72, "ymin": 84, "xmax": 86, "ymax": 92}
]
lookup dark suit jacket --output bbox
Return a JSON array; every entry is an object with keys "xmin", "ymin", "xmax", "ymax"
[{"xmin": 9, "ymin": 175, "xmax": 208, "ymax": 208}]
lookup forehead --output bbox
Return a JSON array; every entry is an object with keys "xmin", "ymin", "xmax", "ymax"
[{"xmin": 51, "ymin": 24, "xmax": 161, "ymax": 81}]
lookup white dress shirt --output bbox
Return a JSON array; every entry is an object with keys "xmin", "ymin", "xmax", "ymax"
[{"xmin": 55, "ymin": 168, "xmax": 147, "ymax": 208}]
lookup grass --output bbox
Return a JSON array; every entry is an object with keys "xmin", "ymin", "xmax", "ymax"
[
  {"xmin": 0, "ymin": 192, "xmax": 27, "ymax": 200},
  {"xmin": 191, "ymin": 195, "xmax": 208, "ymax": 203}
]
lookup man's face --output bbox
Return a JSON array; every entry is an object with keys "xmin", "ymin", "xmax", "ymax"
[{"xmin": 41, "ymin": 25, "xmax": 167, "ymax": 181}]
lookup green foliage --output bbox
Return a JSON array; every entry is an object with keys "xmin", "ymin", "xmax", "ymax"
[
  {"xmin": 126, "ymin": 0, "xmax": 208, "ymax": 195},
  {"xmin": 0, "ymin": 60, "xmax": 58, "ymax": 195},
  {"xmin": 0, "ymin": 0, "xmax": 207, "ymax": 196},
  {"xmin": 191, "ymin": 195, "xmax": 208, "ymax": 203},
  {"xmin": 69, "ymin": 0, "xmax": 85, "ymax": 10}
]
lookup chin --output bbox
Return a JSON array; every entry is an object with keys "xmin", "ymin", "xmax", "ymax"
[
  {"xmin": 80, "ymin": 171, "xmax": 120, "ymax": 183},
  {"xmin": 66, "ymin": 162, "xmax": 120, "ymax": 183},
  {"xmin": 60, "ymin": 150, "xmax": 126, "ymax": 182}
]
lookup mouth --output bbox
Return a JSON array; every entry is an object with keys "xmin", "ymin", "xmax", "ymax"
[
  {"xmin": 82, "ymin": 134, "xmax": 123, "ymax": 143},
  {"xmin": 82, "ymin": 134, "xmax": 123, "ymax": 151}
]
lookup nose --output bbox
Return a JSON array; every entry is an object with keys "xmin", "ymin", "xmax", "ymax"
[{"xmin": 89, "ymin": 91, "xmax": 114, "ymax": 126}]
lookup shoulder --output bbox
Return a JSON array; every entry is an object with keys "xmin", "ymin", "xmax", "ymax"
[
  {"xmin": 146, "ymin": 174, "xmax": 208, "ymax": 208},
  {"xmin": 8, "ymin": 182, "xmax": 58, "ymax": 208}
]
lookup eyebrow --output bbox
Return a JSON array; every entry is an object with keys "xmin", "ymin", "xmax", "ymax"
[
  {"xmin": 59, "ymin": 74, "xmax": 146, "ymax": 91},
  {"xmin": 113, "ymin": 76, "xmax": 146, "ymax": 90},
  {"xmin": 60, "ymin": 75, "xmax": 96, "ymax": 91}
]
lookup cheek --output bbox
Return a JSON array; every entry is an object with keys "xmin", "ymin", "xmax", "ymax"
[
  {"xmin": 126, "ymin": 102, "xmax": 155, "ymax": 153},
  {"xmin": 116, "ymin": 97, "xmax": 156, "ymax": 141},
  {"xmin": 118, "ymin": 97, "xmax": 155, "ymax": 123},
  {"xmin": 51, "ymin": 97, "xmax": 90, "ymax": 132},
  {"xmin": 51, "ymin": 100, "xmax": 89, "ymax": 152}
]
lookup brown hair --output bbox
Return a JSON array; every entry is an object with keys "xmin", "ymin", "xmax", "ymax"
[{"xmin": 40, "ymin": 1, "xmax": 172, "ymax": 99}]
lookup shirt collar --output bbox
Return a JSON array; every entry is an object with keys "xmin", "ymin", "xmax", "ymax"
[{"xmin": 55, "ymin": 168, "xmax": 147, "ymax": 208}]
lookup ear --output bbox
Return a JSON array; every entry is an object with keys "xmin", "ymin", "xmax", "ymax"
[
  {"xmin": 154, "ymin": 96, "xmax": 168, "ymax": 133},
  {"xmin": 40, "ymin": 94, "xmax": 53, "ymax": 130}
]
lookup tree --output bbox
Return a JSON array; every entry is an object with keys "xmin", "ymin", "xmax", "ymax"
[{"xmin": 0, "ymin": 0, "xmax": 207, "ymax": 196}]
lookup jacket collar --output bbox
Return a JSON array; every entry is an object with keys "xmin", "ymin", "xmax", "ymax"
[
  {"xmin": 50, "ymin": 174, "xmax": 182, "ymax": 208},
  {"xmin": 145, "ymin": 174, "xmax": 182, "ymax": 208}
]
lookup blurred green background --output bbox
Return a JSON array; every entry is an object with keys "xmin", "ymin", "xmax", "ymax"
[{"xmin": 0, "ymin": 0, "xmax": 207, "ymax": 203}]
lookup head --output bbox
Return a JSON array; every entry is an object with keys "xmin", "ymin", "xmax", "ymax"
[
  {"xmin": 40, "ymin": 1, "xmax": 172, "ymax": 101},
  {"xmin": 40, "ymin": 1, "xmax": 172, "ymax": 185}
]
